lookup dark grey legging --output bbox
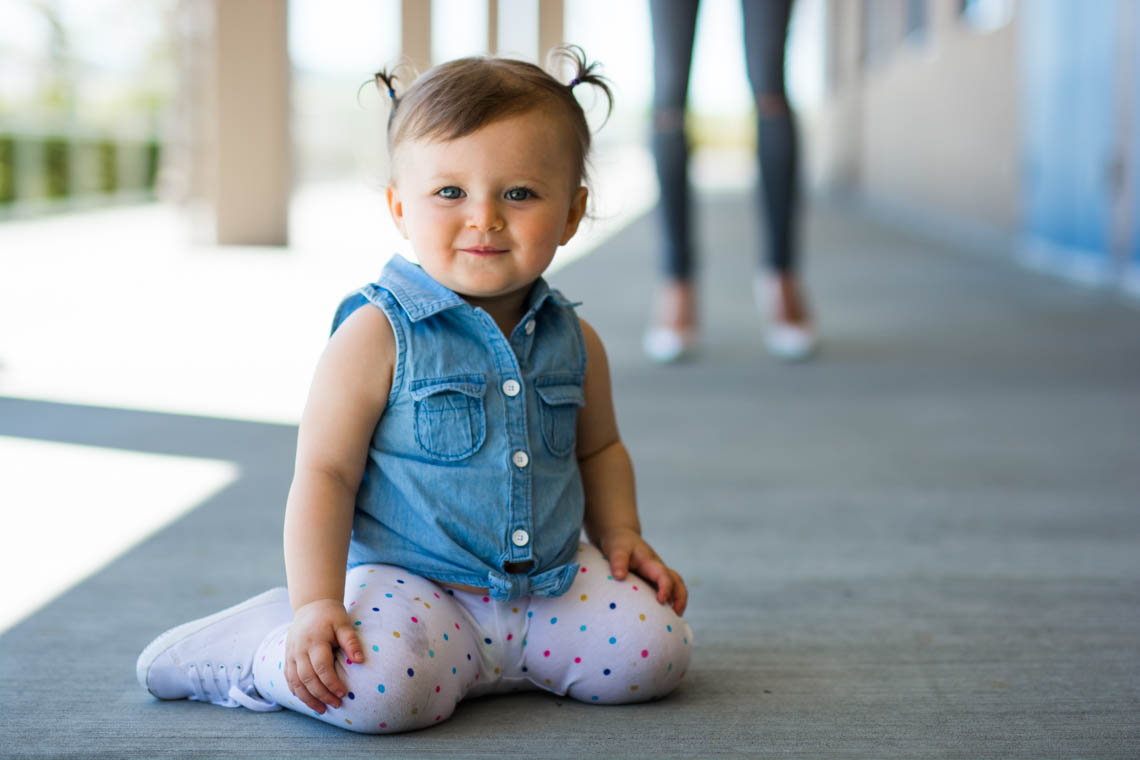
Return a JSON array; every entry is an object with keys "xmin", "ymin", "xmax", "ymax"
[{"xmin": 650, "ymin": 0, "xmax": 799, "ymax": 279}]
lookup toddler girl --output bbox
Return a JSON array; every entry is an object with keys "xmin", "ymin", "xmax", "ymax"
[{"xmin": 136, "ymin": 47, "xmax": 692, "ymax": 734}]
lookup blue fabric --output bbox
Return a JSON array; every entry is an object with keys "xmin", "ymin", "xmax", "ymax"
[{"xmin": 331, "ymin": 255, "xmax": 588, "ymax": 600}]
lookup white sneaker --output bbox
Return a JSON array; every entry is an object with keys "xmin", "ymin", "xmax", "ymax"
[
  {"xmin": 642, "ymin": 326, "xmax": 697, "ymax": 363},
  {"xmin": 136, "ymin": 586, "xmax": 293, "ymax": 712},
  {"xmin": 754, "ymin": 276, "xmax": 818, "ymax": 362}
]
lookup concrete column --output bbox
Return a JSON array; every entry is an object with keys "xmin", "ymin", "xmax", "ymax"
[
  {"xmin": 538, "ymin": 0, "xmax": 563, "ymax": 65},
  {"xmin": 488, "ymin": 0, "xmax": 499, "ymax": 55},
  {"xmin": 212, "ymin": 0, "xmax": 290, "ymax": 246},
  {"xmin": 402, "ymin": 0, "xmax": 432, "ymax": 73}
]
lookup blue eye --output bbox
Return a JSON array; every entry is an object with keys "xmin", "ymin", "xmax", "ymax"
[
  {"xmin": 437, "ymin": 186, "xmax": 463, "ymax": 200},
  {"xmin": 505, "ymin": 187, "xmax": 534, "ymax": 201}
]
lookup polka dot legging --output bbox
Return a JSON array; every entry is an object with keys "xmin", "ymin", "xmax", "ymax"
[{"xmin": 252, "ymin": 543, "xmax": 692, "ymax": 733}]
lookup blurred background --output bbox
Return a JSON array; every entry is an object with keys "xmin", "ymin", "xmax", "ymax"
[{"xmin": 1, "ymin": 0, "xmax": 1138, "ymax": 630}]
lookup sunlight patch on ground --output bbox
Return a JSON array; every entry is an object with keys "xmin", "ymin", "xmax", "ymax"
[{"xmin": 0, "ymin": 436, "xmax": 239, "ymax": 634}]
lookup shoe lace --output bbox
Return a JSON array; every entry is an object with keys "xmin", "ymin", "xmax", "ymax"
[{"xmin": 186, "ymin": 662, "xmax": 281, "ymax": 712}]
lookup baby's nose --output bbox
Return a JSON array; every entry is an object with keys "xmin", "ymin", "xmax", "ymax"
[{"xmin": 467, "ymin": 199, "xmax": 504, "ymax": 231}]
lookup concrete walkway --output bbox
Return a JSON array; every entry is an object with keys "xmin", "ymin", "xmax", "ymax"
[{"xmin": 2, "ymin": 194, "xmax": 1139, "ymax": 758}]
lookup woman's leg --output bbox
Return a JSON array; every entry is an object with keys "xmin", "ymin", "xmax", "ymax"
[
  {"xmin": 741, "ymin": 0, "xmax": 799, "ymax": 279},
  {"xmin": 741, "ymin": 0, "xmax": 816, "ymax": 359},
  {"xmin": 523, "ymin": 543, "xmax": 692, "ymax": 704},
  {"xmin": 650, "ymin": 0, "xmax": 700, "ymax": 284},
  {"xmin": 645, "ymin": 0, "xmax": 701, "ymax": 361},
  {"xmin": 252, "ymin": 566, "xmax": 482, "ymax": 734}
]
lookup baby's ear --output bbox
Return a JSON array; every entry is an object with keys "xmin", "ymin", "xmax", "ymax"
[
  {"xmin": 560, "ymin": 186, "xmax": 588, "ymax": 245},
  {"xmin": 386, "ymin": 185, "xmax": 409, "ymax": 239}
]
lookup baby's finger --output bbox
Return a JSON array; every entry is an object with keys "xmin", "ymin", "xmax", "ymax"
[
  {"xmin": 336, "ymin": 626, "xmax": 365, "ymax": 664},
  {"xmin": 608, "ymin": 546, "xmax": 631, "ymax": 580},
  {"xmin": 649, "ymin": 561, "xmax": 673, "ymax": 604},
  {"xmin": 304, "ymin": 646, "xmax": 344, "ymax": 707},
  {"xmin": 669, "ymin": 569, "xmax": 688, "ymax": 615},
  {"xmin": 290, "ymin": 658, "xmax": 329, "ymax": 714}
]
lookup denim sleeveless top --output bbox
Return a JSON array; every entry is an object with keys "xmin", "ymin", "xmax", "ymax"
[{"xmin": 330, "ymin": 255, "xmax": 587, "ymax": 600}]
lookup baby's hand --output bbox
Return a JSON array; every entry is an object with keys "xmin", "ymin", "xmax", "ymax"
[
  {"xmin": 284, "ymin": 598, "xmax": 366, "ymax": 714},
  {"xmin": 600, "ymin": 529, "xmax": 688, "ymax": 616}
]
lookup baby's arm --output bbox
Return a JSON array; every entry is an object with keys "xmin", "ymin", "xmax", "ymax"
[
  {"xmin": 282, "ymin": 304, "xmax": 395, "ymax": 714},
  {"xmin": 576, "ymin": 318, "xmax": 688, "ymax": 615}
]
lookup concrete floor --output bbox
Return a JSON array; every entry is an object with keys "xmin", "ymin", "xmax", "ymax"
[{"xmin": 2, "ymin": 194, "xmax": 1139, "ymax": 758}]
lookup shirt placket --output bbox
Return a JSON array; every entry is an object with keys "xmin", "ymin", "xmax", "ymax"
[{"xmin": 477, "ymin": 309, "xmax": 536, "ymax": 573}]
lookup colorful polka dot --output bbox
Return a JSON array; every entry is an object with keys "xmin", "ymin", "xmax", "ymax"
[
  {"xmin": 543, "ymin": 650, "xmax": 551, "ymax": 657},
  {"xmin": 467, "ymin": 654, "xmax": 472, "ymax": 660},
  {"xmin": 632, "ymin": 585, "xmax": 639, "ymax": 591},
  {"xmin": 609, "ymin": 637, "xmax": 617, "ymax": 645},
  {"xmin": 443, "ymin": 633, "xmax": 449, "ymax": 641},
  {"xmin": 392, "ymin": 631, "xmax": 401, "ymax": 638},
  {"xmin": 385, "ymin": 593, "xmax": 393, "ymax": 598},
  {"xmin": 580, "ymin": 625, "xmax": 587, "ymax": 631},
  {"xmin": 641, "ymin": 650, "xmax": 649, "ymax": 658},
  {"xmin": 484, "ymin": 637, "xmax": 492, "ymax": 644},
  {"xmin": 592, "ymin": 696, "xmax": 599, "ymax": 701},
  {"xmin": 452, "ymin": 667, "xmax": 457, "ymax": 674},
  {"xmin": 372, "ymin": 645, "xmax": 379, "ymax": 652},
  {"xmin": 435, "ymin": 685, "xmax": 441, "ymax": 693},
  {"xmin": 359, "ymin": 583, "xmax": 367, "ymax": 588},
  {"xmin": 372, "ymin": 607, "xmax": 379, "ymax": 612},
  {"xmin": 434, "ymin": 592, "xmax": 441, "ymax": 598},
  {"xmin": 411, "ymin": 616, "xmax": 419, "ymax": 623},
  {"xmin": 512, "ymin": 607, "xmax": 519, "ymax": 613},
  {"xmin": 580, "ymin": 567, "xmax": 587, "ymax": 573},
  {"xmin": 407, "ymin": 668, "xmax": 415, "ymax": 677},
  {"xmin": 609, "ymin": 603, "xmax": 616, "ymax": 610},
  {"xmin": 667, "ymin": 625, "xmax": 672, "ymax": 632},
  {"xmin": 482, "ymin": 596, "xmax": 490, "ymax": 603},
  {"xmin": 507, "ymin": 633, "xmax": 514, "ymax": 641},
  {"xmin": 527, "ymin": 611, "xmax": 534, "ymax": 618},
  {"xmin": 396, "ymin": 579, "xmax": 405, "ymax": 584},
  {"xmin": 429, "ymin": 650, "xmax": 435, "ymax": 658},
  {"xmin": 630, "ymin": 685, "xmax": 639, "ymax": 692},
  {"xmin": 574, "ymin": 657, "xmax": 581, "ymax": 663},
  {"xmin": 380, "ymin": 722, "xmax": 388, "ymax": 728},
  {"xmin": 354, "ymin": 621, "xmax": 362, "ymax": 626},
  {"xmin": 550, "ymin": 617, "xmax": 558, "ymax": 624},
  {"xmin": 639, "ymin": 614, "xmax": 646, "ymax": 621},
  {"xmin": 347, "ymin": 691, "xmax": 355, "ymax": 699},
  {"xmin": 580, "ymin": 594, "xmax": 588, "ymax": 601},
  {"xmin": 603, "ymin": 668, "xmax": 611, "ymax": 676},
  {"xmin": 377, "ymin": 684, "xmax": 386, "ymax": 693}
]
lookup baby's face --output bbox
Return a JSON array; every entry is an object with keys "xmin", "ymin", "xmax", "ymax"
[{"xmin": 386, "ymin": 108, "xmax": 588, "ymax": 305}]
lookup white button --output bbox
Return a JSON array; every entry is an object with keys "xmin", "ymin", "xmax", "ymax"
[
  {"xmin": 502, "ymin": 379, "xmax": 521, "ymax": 397},
  {"xmin": 512, "ymin": 450, "xmax": 529, "ymax": 468},
  {"xmin": 511, "ymin": 529, "xmax": 530, "ymax": 547},
  {"xmin": 525, "ymin": 320, "xmax": 536, "ymax": 335}
]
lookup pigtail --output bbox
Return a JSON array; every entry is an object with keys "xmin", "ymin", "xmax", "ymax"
[
  {"xmin": 358, "ymin": 66, "xmax": 400, "ymax": 107},
  {"xmin": 551, "ymin": 44, "xmax": 614, "ymax": 128}
]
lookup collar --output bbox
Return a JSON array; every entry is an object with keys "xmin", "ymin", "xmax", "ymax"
[{"xmin": 378, "ymin": 254, "xmax": 577, "ymax": 323}]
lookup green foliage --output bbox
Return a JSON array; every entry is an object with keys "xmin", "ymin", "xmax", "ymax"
[
  {"xmin": 0, "ymin": 137, "xmax": 13, "ymax": 204},
  {"xmin": 43, "ymin": 137, "xmax": 69, "ymax": 198},
  {"xmin": 145, "ymin": 139, "xmax": 160, "ymax": 190},
  {"xmin": 97, "ymin": 139, "xmax": 117, "ymax": 193}
]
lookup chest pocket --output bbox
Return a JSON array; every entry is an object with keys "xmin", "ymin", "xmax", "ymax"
[
  {"xmin": 410, "ymin": 375, "xmax": 487, "ymax": 462},
  {"xmin": 535, "ymin": 375, "xmax": 584, "ymax": 457}
]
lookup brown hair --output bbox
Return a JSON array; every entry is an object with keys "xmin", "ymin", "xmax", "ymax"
[{"xmin": 369, "ymin": 45, "xmax": 613, "ymax": 190}]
